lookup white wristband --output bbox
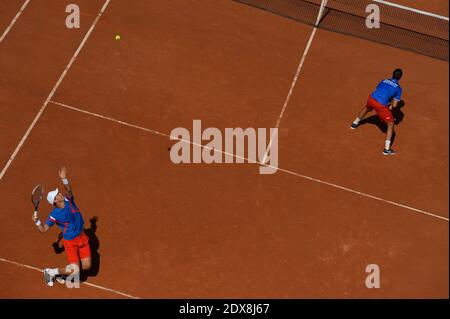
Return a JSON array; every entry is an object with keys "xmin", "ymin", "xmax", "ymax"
[
  {"xmin": 35, "ymin": 220, "xmax": 41, "ymax": 226},
  {"xmin": 62, "ymin": 178, "xmax": 69, "ymax": 185}
]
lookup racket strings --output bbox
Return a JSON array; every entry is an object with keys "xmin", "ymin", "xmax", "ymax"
[{"xmin": 31, "ymin": 184, "xmax": 44, "ymax": 205}]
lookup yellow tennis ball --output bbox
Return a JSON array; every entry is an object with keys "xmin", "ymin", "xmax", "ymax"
[{"xmin": 115, "ymin": 35, "xmax": 121, "ymax": 40}]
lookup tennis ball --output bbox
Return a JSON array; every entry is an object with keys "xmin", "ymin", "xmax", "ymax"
[{"xmin": 115, "ymin": 35, "xmax": 121, "ymax": 40}]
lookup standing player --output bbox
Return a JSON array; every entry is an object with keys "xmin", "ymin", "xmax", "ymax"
[
  {"xmin": 32, "ymin": 166, "xmax": 91, "ymax": 286},
  {"xmin": 350, "ymin": 69, "xmax": 403, "ymax": 155}
]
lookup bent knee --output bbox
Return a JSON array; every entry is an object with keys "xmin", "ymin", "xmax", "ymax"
[
  {"xmin": 81, "ymin": 260, "xmax": 92, "ymax": 271},
  {"xmin": 82, "ymin": 264, "xmax": 91, "ymax": 271}
]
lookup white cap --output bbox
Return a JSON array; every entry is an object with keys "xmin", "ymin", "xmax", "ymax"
[{"xmin": 47, "ymin": 188, "xmax": 59, "ymax": 205}]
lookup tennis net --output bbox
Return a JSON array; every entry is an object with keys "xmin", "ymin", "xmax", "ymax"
[{"xmin": 233, "ymin": 0, "xmax": 449, "ymax": 61}]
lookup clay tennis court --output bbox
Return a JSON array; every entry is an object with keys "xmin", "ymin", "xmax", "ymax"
[{"xmin": 0, "ymin": 0, "xmax": 448, "ymax": 298}]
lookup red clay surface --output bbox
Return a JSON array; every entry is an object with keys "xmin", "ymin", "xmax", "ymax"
[
  {"xmin": 0, "ymin": 1, "xmax": 24, "ymax": 35},
  {"xmin": 0, "ymin": 0, "xmax": 105, "ymax": 168},
  {"xmin": 0, "ymin": 0, "xmax": 448, "ymax": 298}
]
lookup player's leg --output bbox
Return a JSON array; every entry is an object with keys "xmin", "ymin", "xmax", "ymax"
[
  {"xmin": 78, "ymin": 231, "xmax": 92, "ymax": 284},
  {"xmin": 357, "ymin": 106, "xmax": 370, "ymax": 120},
  {"xmin": 43, "ymin": 264, "xmax": 76, "ymax": 286},
  {"xmin": 383, "ymin": 121, "xmax": 395, "ymax": 155},
  {"xmin": 80, "ymin": 257, "xmax": 92, "ymax": 271},
  {"xmin": 58, "ymin": 265, "xmax": 76, "ymax": 275},
  {"xmin": 43, "ymin": 237, "xmax": 81, "ymax": 286},
  {"xmin": 78, "ymin": 231, "xmax": 92, "ymax": 271},
  {"xmin": 376, "ymin": 107, "xmax": 396, "ymax": 155},
  {"xmin": 351, "ymin": 100, "xmax": 372, "ymax": 129}
]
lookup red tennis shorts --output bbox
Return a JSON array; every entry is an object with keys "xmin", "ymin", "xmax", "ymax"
[
  {"xmin": 63, "ymin": 231, "xmax": 91, "ymax": 264},
  {"xmin": 366, "ymin": 95, "xmax": 394, "ymax": 124}
]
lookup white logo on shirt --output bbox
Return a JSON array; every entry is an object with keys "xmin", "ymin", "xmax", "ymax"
[{"xmin": 382, "ymin": 79, "xmax": 398, "ymax": 88}]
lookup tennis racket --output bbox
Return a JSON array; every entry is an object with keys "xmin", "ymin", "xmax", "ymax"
[{"xmin": 31, "ymin": 184, "xmax": 44, "ymax": 211}]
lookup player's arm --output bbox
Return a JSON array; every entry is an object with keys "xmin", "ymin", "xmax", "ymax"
[
  {"xmin": 59, "ymin": 166, "xmax": 73, "ymax": 198},
  {"xmin": 389, "ymin": 99, "xmax": 399, "ymax": 110},
  {"xmin": 32, "ymin": 213, "xmax": 50, "ymax": 233},
  {"xmin": 390, "ymin": 87, "xmax": 402, "ymax": 110}
]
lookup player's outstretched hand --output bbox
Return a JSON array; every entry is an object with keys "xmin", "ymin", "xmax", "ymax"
[{"xmin": 59, "ymin": 166, "xmax": 68, "ymax": 179}]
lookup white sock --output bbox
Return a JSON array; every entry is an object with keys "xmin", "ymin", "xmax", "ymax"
[
  {"xmin": 48, "ymin": 268, "xmax": 59, "ymax": 276},
  {"xmin": 385, "ymin": 140, "xmax": 391, "ymax": 150},
  {"xmin": 353, "ymin": 117, "xmax": 361, "ymax": 125}
]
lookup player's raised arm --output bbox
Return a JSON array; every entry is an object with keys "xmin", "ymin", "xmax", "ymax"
[
  {"xmin": 32, "ymin": 211, "xmax": 50, "ymax": 233},
  {"xmin": 58, "ymin": 166, "xmax": 73, "ymax": 198}
]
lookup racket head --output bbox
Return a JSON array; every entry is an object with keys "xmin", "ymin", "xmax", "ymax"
[{"xmin": 31, "ymin": 184, "xmax": 44, "ymax": 208}]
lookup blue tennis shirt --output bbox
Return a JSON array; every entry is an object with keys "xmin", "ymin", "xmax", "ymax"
[
  {"xmin": 370, "ymin": 78, "xmax": 403, "ymax": 106},
  {"xmin": 46, "ymin": 196, "xmax": 85, "ymax": 240}
]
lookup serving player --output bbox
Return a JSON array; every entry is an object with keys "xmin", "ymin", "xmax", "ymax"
[
  {"xmin": 350, "ymin": 68, "xmax": 403, "ymax": 155},
  {"xmin": 32, "ymin": 166, "xmax": 91, "ymax": 286}
]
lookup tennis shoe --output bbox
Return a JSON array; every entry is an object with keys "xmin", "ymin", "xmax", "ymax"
[
  {"xmin": 55, "ymin": 275, "xmax": 66, "ymax": 285},
  {"xmin": 383, "ymin": 148, "xmax": 396, "ymax": 155},
  {"xmin": 44, "ymin": 268, "xmax": 54, "ymax": 287}
]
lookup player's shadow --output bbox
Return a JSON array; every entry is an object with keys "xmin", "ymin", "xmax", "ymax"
[
  {"xmin": 81, "ymin": 216, "xmax": 101, "ymax": 281},
  {"xmin": 51, "ymin": 216, "xmax": 101, "ymax": 281},
  {"xmin": 358, "ymin": 100, "xmax": 405, "ymax": 146},
  {"xmin": 52, "ymin": 232, "xmax": 65, "ymax": 255}
]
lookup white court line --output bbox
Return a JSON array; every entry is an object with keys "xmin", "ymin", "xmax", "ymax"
[
  {"xmin": 0, "ymin": 257, "xmax": 141, "ymax": 299},
  {"xmin": 0, "ymin": 0, "xmax": 111, "ymax": 181},
  {"xmin": 373, "ymin": 0, "xmax": 449, "ymax": 20},
  {"xmin": 50, "ymin": 101, "xmax": 169, "ymax": 138},
  {"xmin": 0, "ymin": 0, "xmax": 31, "ymax": 44},
  {"xmin": 49, "ymin": 100, "xmax": 449, "ymax": 222},
  {"xmin": 261, "ymin": 0, "xmax": 328, "ymax": 165}
]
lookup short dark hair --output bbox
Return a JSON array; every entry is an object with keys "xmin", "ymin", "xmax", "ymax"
[{"xmin": 393, "ymin": 68, "xmax": 403, "ymax": 80}]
